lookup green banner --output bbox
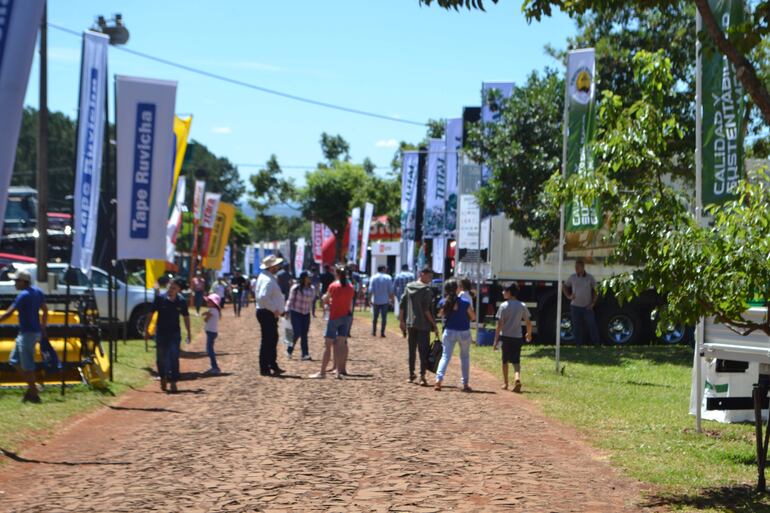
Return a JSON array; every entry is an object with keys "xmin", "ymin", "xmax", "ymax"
[
  {"xmin": 701, "ymin": 0, "xmax": 746, "ymax": 206},
  {"xmin": 565, "ymin": 49, "xmax": 601, "ymax": 232}
]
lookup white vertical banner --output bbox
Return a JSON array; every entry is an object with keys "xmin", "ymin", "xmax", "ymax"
[
  {"xmin": 116, "ymin": 75, "xmax": 177, "ymax": 260},
  {"xmin": 165, "ymin": 175, "xmax": 186, "ymax": 262},
  {"xmin": 71, "ymin": 30, "xmax": 110, "ymax": 274},
  {"xmin": 406, "ymin": 239, "xmax": 415, "ymax": 272},
  {"xmin": 193, "ymin": 179, "xmax": 205, "ymax": 220},
  {"xmin": 200, "ymin": 191, "xmax": 221, "ymax": 255},
  {"xmin": 432, "ymin": 236, "xmax": 446, "ymax": 276},
  {"xmin": 312, "ymin": 222, "xmax": 324, "ymax": 263},
  {"xmin": 294, "ymin": 237, "xmax": 306, "ymax": 276},
  {"xmin": 400, "ymin": 151, "xmax": 419, "ymax": 240},
  {"xmin": 359, "ymin": 202, "xmax": 374, "ymax": 272},
  {"xmin": 0, "ymin": 0, "xmax": 45, "ymax": 237},
  {"xmin": 444, "ymin": 118, "xmax": 462, "ymax": 236},
  {"xmin": 424, "ymin": 138, "xmax": 447, "ymax": 238},
  {"xmin": 219, "ymin": 245, "xmax": 231, "ymax": 276},
  {"xmin": 348, "ymin": 207, "xmax": 361, "ymax": 262},
  {"xmin": 243, "ymin": 244, "xmax": 252, "ymax": 275}
]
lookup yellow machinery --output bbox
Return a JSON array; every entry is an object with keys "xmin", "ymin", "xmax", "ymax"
[{"xmin": 0, "ymin": 293, "xmax": 109, "ymax": 390}]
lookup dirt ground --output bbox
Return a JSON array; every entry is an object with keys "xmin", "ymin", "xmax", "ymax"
[{"xmin": 0, "ymin": 306, "xmax": 662, "ymax": 512}]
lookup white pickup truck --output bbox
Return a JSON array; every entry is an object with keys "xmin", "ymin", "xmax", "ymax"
[{"xmin": 0, "ymin": 262, "xmax": 154, "ymax": 337}]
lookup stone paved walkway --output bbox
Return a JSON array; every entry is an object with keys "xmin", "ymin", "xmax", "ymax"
[{"xmin": 0, "ymin": 307, "xmax": 660, "ymax": 512}]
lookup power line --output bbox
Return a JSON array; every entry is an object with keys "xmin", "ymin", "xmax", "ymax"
[
  {"xmin": 48, "ymin": 23, "xmax": 427, "ymax": 127},
  {"xmin": 235, "ymin": 163, "xmax": 392, "ymax": 170}
]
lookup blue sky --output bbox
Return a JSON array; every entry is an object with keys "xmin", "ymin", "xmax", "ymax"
[{"xmin": 24, "ymin": 0, "xmax": 575, "ymax": 187}]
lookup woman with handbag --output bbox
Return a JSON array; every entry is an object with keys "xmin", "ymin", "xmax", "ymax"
[{"xmin": 434, "ymin": 279, "xmax": 475, "ymax": 392}]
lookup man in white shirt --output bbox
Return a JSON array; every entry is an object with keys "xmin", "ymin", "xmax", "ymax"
[{"xmin": 256, "ymin": 255, "xmax": 286, "ymax": 376}]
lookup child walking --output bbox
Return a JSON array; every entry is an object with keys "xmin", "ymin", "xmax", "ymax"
[
  {"xmin": 493, "ymin": 283, "xmax": 533, "ymax": 393},
  {"xmin": 203, "ymin": 293, "xmax": 222, "ymax": 375}
]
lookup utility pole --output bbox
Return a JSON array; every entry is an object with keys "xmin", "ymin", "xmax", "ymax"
[{"xmin": 36, "ymin": 2, "xmax": 49, "ymax": 284}]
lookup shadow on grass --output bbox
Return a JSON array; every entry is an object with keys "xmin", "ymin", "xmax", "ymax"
[
  {"xmin": 645, "ymin": 485, "xmax": 770, "ymax": 512},
  {"xmin": 524, "ymin": 344, "xmax": 693, "ymax": 368},
  {"xmin": 1, "ymin": 447, "xmax": 131, "ymax": 466}
]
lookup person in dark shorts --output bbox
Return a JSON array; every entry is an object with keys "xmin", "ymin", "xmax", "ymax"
[
  {"xmin": 145, "ymin": 278, "xmax": 192, "ymax": 393},
  {"xmin": 493, "ymin": 283, "xmax": 532, "ymax": 393}
]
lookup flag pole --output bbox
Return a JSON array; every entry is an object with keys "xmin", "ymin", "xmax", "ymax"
[
  {"xmin": 556, "ymin": 51, "xmax": 571, "ymax": 374},
  {"xmin": 694, "ymin": 10, "xmax": 704, "ymax": 434}
]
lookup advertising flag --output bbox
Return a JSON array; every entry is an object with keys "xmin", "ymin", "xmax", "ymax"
[
  {"xmin": 564, "ymin": 49, "xmax": 601, "ymax": 232},
  {"xmin": 432, "ymin": 237, "xmax": 446, "ymax": 277},
  {"xmin": 348, "ymin": 207, "xmax": 361, "ymax": 262},
  {"xmin": 481, "ymin": 82, "xmax": 514, "ymax": 183},
  {"xmin": 0, "ymin": 0, "xmax": 45, "ymax": 237},
  {"xmin": 116, "ymin": 75, "xmax": 177, "ymax": 260},
  {"xmin": 700, "ymin": 0, "xmax": 746, "ymax": 205},
  {"xmin": 312, "ymin": 222, "xmax": 324, "ymax": 263},
  {"xmin": 294, "ymin": 237, "xmax": 306, "ymax": 276},
  {"xmin": 423, "ymin": 139, "xmax": 446, "ymax": 238},
  {"xmin": 168, "ymin": 116, "xmax": 192, "ymax": 210},
  {"xmin": 193, "ymin": 180, "xmax": 205, "ymax": 220},
  {"xmin": 200, "ymin": 192, "xmax": 222, "ymax": 254},
  {"xmin": 203, "ymin": 202, "xmax": 235, "ymax": 270},
  {"xmin": 71, "ymin": 30, "xmax": 109, "ymax": 275},
  {"xmin": 219, "ymin": 245, "xmax": 231, "ymax": 276},
  {"xmin": 359, "ymin": 202, "xmax": 374, "ymax": 272},
  {"xmin": 444, "ymin": 118, "xmax": 462, "ymax": 235},
  {"xmin": 400, "ymin": 151, "xmax": 419, "ymax": 240}
]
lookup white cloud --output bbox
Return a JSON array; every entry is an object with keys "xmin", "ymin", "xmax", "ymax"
[
  {"xmin": 211, "ymin": 126, "xmax": 232, "ymax": 134},
  {"xmin": 375, "ymin": 138, "xmax": 398, "ymax": 148}
]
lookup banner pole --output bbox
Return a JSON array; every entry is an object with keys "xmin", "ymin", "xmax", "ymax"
[
  {"xmin": 694, "ymin": 10, "xmax": 704, "ymax": 434},
  {"xmin": 556, "ymin": 51, "xmax": 571, "ymax": 374}
]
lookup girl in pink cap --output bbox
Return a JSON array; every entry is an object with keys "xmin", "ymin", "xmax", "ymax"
[{"xmin": 203, "ymin": 293, "xmax": 222, "ymax": 375}]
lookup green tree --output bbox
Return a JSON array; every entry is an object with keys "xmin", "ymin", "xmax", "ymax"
[
  {"xmin": 13, "ymin": 107, "xmax": 78, "ymax": 211},
  {"xmin": 300, "ymin": 161, "xmax": 369, "ymax": 261},
  {"xmin": 319, "ymin": 132, "xmax": 351, "ymax": 164},
  {"xmin": 468, "ymin": 69, "xmax": 564, "ymax": 260},
  {"xmin": 182, "ymin": 141, "xmax": 245, "ymax": 204},
  {"xmin": 248, "ymin": 154, "xmax": 295, "ymax": 214}
]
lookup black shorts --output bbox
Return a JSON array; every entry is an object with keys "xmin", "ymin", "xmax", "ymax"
[{"xmin": 501, "ymin": 336, "xmax": 523, "ymax": 365}]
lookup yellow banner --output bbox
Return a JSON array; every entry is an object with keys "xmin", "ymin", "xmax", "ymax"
[
  {"xmin": 145, "ymin": 115, "xmax": 192, "ymax": 287},
  {"xmin": 202, "ymin": 202, "xmax": 235, "ymax": 270},
  {"xmin": 169, "ymin": 115, "xmax": 192, "ymax": 209}
]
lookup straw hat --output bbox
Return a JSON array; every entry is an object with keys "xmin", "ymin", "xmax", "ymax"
[{"xmin": 260, "ymin": 254, "xmax": 284, "ymax": 270}]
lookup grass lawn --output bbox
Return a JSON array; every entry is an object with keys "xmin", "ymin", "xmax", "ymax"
[
  {"xmin": 355, "ymin": 308, "xmax": 770, "ymax": 512},
  {"xmin": 0, "ymin": 314, "xmax": 203, "ymax": 461}
]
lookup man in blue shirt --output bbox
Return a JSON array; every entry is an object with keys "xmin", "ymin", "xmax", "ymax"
[
  {"xmin": 0, "ymin": 270, "xmax": 48, "ymax": 403},
  {"xmin": 369, "ymin": 265, "xmax": 394, "ymax": 337},
  {"xmin": 394, "ymin": 264, "xmax": 414, "ymax": 304},
  {"xmin": 145, "ymin": 278, "xmax": 191, "ymax": 393}
]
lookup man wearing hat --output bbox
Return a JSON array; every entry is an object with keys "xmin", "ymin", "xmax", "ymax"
[
  {"xmin": 0, "ymin": 270, "xmax": 48, "ymax": 403},
  {"xmin": 255, "ymin": 255, "xmax": 287, "ymax": 376},
  {"xmin": 398, "ymin": 266, "xmax": 440, "ymax": 386}
]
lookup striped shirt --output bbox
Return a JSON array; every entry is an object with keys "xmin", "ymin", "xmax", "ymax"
[
  {"xmin": 286, "ymin": 284, "xmax": 315, "ymax": 315},
  {"xmin": 394, "ymin": 271, "xmax": 414, "ymax": 301}
]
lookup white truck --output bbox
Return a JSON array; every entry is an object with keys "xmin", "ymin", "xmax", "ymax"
[
  {"xmin": 0, "ymin": 263, "xmax": 154, "ymax": 337},
  {"xmin": 463, "ymin": 214, "xmax": 689, "ymax": 345}
]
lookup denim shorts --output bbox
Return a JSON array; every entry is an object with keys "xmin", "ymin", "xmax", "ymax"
[
  {"xmin": 325, "ymin": 315, "xmax": 352, "ymax": 339},
  {"xmin": 9, "ymin": 331, "xmax": 40, "ymax": 372}
]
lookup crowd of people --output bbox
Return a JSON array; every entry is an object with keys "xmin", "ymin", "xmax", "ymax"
[{"xmin": 3, "ymin": 250, "xmax": 600, "ymax": 401}]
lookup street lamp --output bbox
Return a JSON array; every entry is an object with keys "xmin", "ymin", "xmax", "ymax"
[{"xmin": 93, "ymin": 14, "xmax": 130, "ymax": 45}]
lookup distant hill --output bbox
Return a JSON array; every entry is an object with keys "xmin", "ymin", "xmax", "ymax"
[{"xmin": 238, "ymin": 202, "xmax": 302, "ymax": 219}]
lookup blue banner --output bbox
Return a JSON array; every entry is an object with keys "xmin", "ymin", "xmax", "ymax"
[
  {"xmin": 444, "ymin": 118, "xmax": 462, "ymax": 235},
  {"xmin": 480, "ymin": 81, "xmax": 514, "ymax": 183},
  {"xmin": 0, "ymin": 0, "xmax": 44, "ymax": 237},
  {"xmin": 71, "ymin": 31, "xmax": 109, "ymax": 275}
]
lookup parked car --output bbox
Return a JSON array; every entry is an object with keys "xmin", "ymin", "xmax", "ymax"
[{"xmin": 0, "ymin": 263, "xmax": 154, "ymax": 337}]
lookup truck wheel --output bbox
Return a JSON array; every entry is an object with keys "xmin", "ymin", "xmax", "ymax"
[
  {"xmin": 539, "ymin": 304, "xmax": 575, "ymax": 345},
  {"xmin": 600, "ymin": 307, "xmax": 642, "ymax": 345},
  {"xmin": 658, "ymin": 322, "xmax": 694, "ymax": 345},
  {"xmin": 129, "ymin": 304, "xmax": 152, "ymax": 338}
]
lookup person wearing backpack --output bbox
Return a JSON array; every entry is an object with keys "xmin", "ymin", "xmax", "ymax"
[
  {"xmin": 493, "ymin": 282, "xmax": 533, "ymax": 393},
  {"xmin": 434, "ymin": 279, "xmax": 476, "ymax": 392}
]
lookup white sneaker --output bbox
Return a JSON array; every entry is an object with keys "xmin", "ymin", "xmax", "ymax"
[{"xmin": 308, "ymin": 372, "xmax": 325, "ymax": 379}]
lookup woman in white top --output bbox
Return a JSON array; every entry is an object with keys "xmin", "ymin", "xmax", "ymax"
[{"xmin": 203, "ymin": 293, "xmax": 222, "ymax": 374}]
